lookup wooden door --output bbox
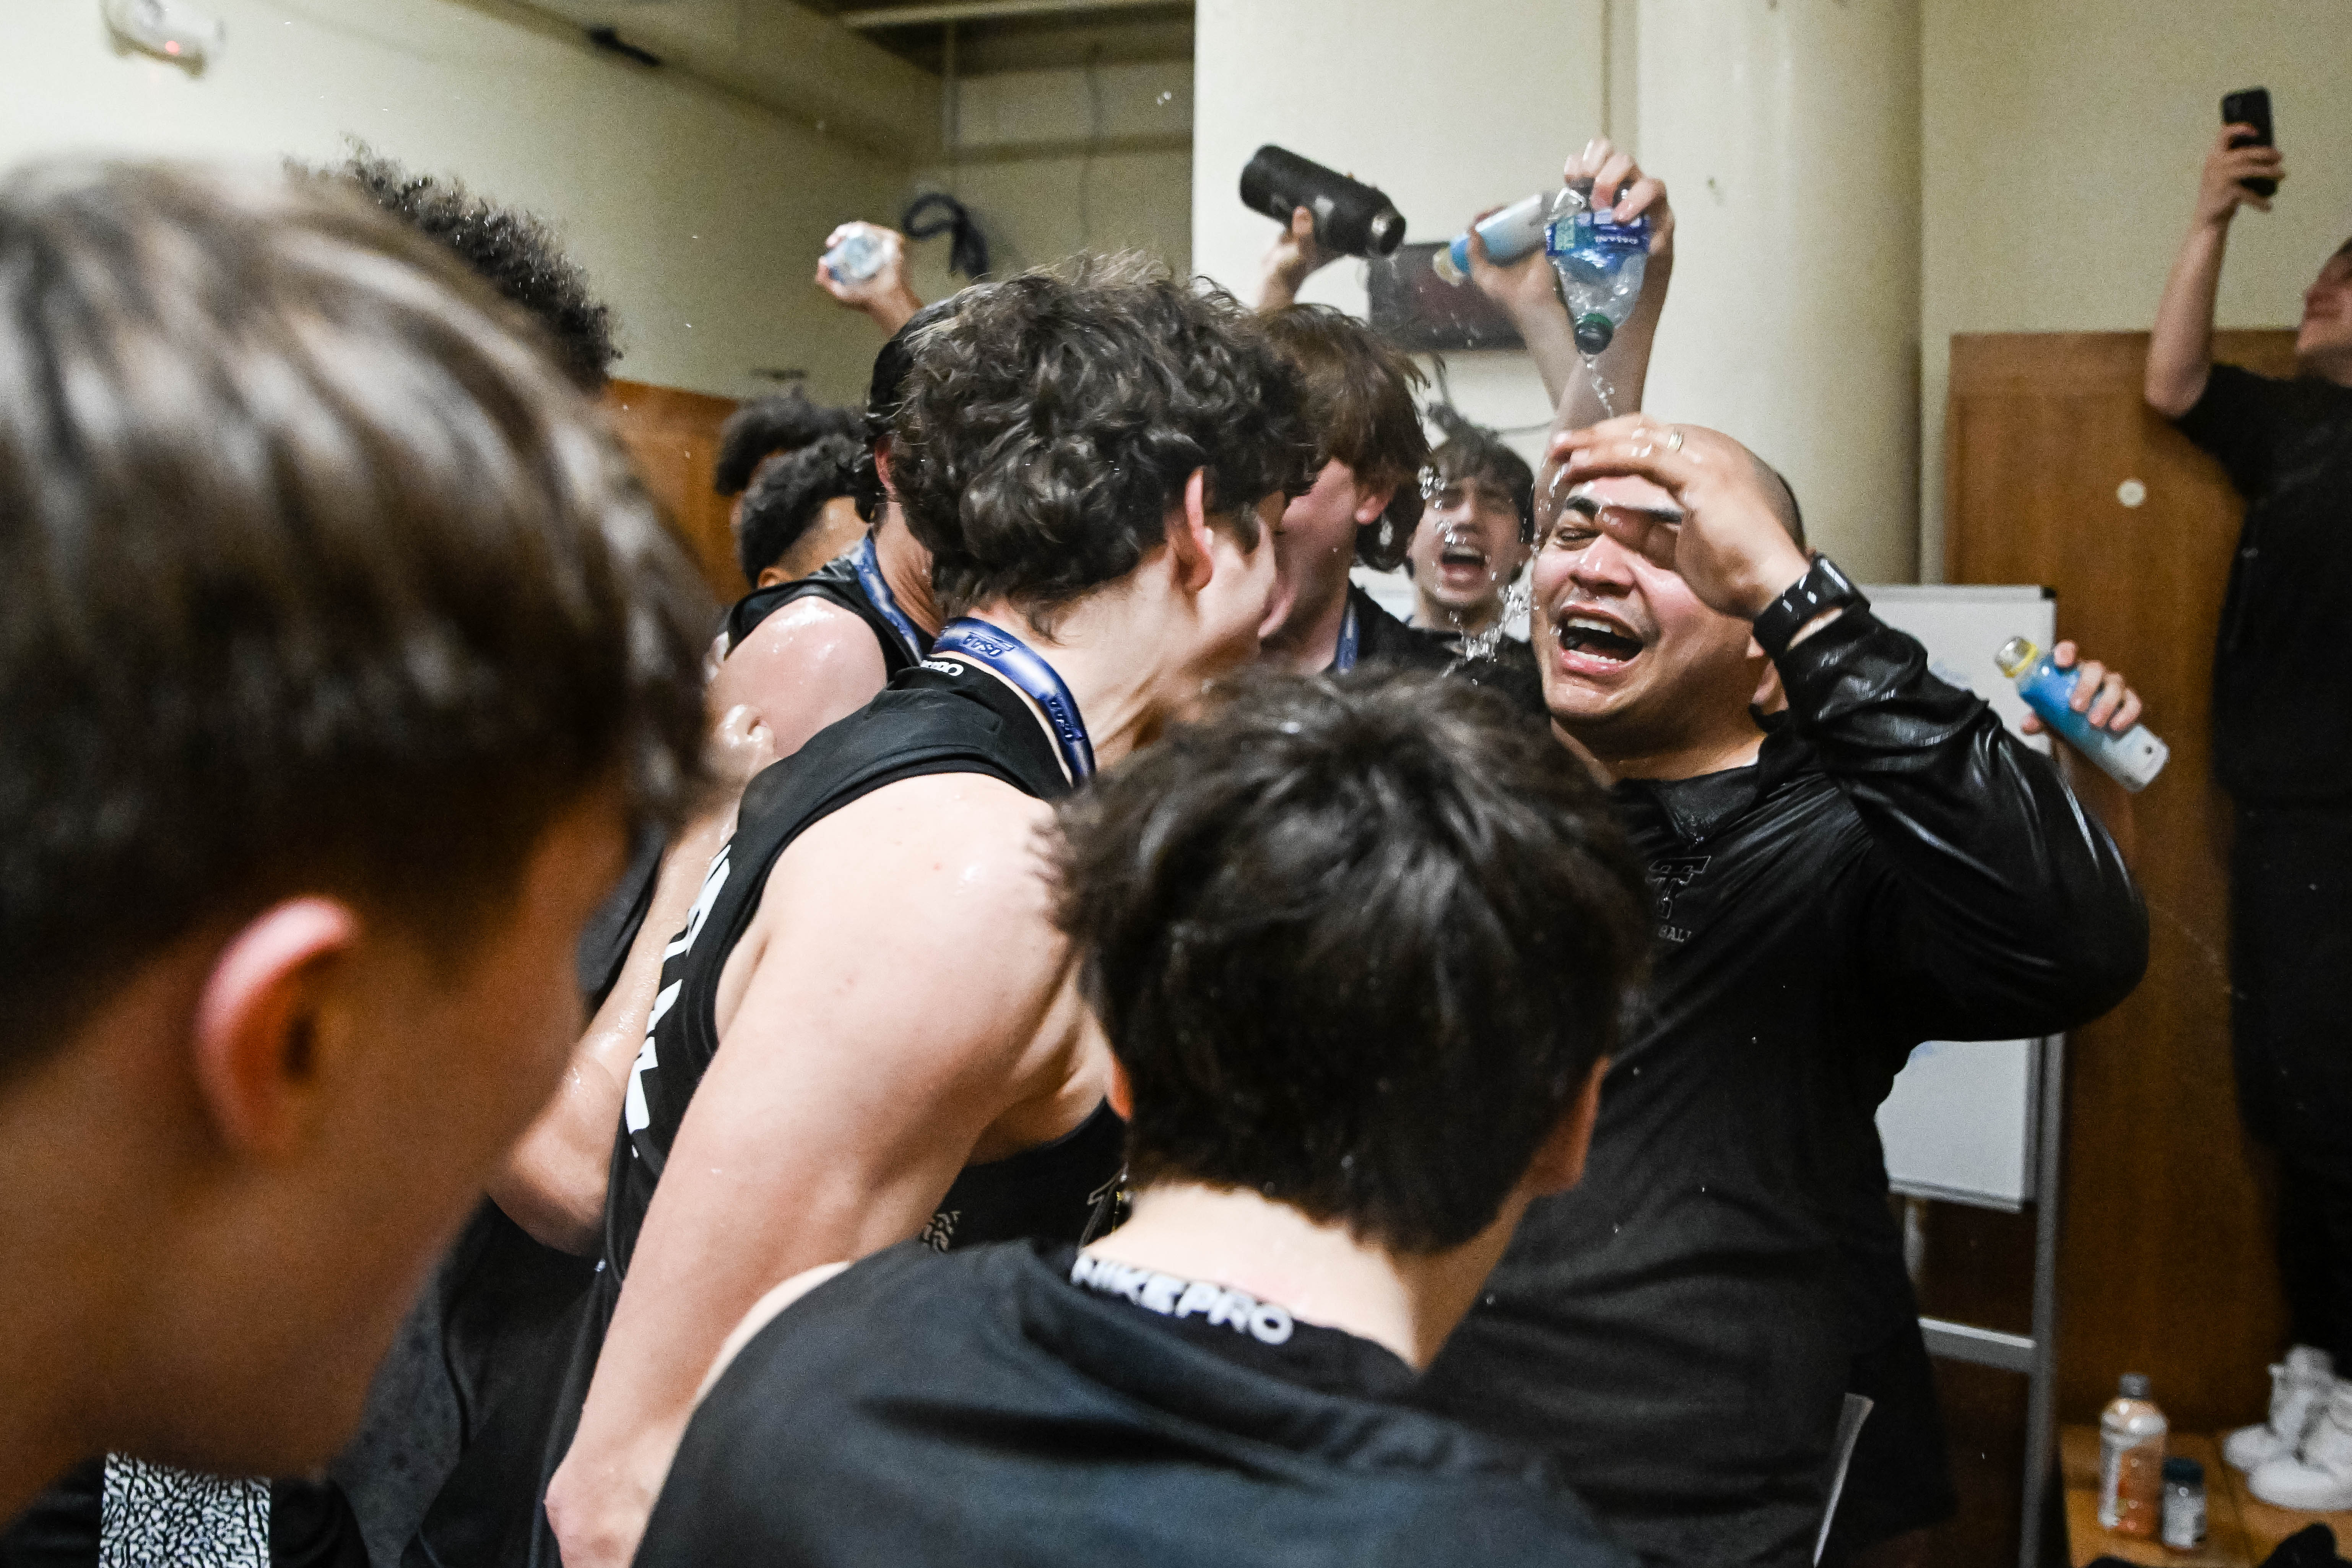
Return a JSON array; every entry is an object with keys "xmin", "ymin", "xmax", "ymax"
[
  {"xmin": 1946, "ymin": 329, "xmax": 2301, "ymax": 1431},
  {"xmin": 603, "ymin": 378, "xmax": 744, "ymax": 605}
]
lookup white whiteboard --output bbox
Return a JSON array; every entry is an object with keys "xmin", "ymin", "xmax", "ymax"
[{"xmin": 1866, "ymin": 585, "xmax": 2057, "ymax": 1212}]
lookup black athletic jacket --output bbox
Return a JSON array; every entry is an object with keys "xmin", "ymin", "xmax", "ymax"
[
  {"xmin": 1416, "ymin": 606, "xmax": 2147, "ymax": 1568},
  {"xmin": 636, "ymin": 1240, "xmax": 1636, "ymax": 1568}
]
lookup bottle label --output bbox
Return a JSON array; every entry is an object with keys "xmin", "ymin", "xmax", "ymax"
[
  {"xmin": 1546, "ymin": 213, "xmax": 1650, "ymax": 258},
  {"xmin": 2161, "ymin": 1488, "xmax": 2206, "ymax": 1549},
  {"xmin": 2097, "ymin": 1433, "xmax": 2163, "ymax": 1537}
]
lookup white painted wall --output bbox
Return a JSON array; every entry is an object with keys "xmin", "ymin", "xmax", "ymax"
[
  {"xmin": 1631, "ymin": 0, "xmax": 1922, "ymax": 582},
  {"xmin": 1919, "ymin": 0, "xmax": 2352, "ymax": 576},
  {"xmin": 903, "ymin": 60, "xmax": 1193, "ymax": 300},
  {"xmin": 0, "ymin": 0, "xmax": 904, "ymax": 405},
  {"xmin": 1192, "ymin": 0, "xmax": 1607, "ymax": 466}
]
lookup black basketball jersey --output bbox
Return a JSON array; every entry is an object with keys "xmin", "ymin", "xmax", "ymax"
[
  {"xmin": 411, "ymin": 659, "xmax": 1127, "ymax": 1568},
  {"xmin": 574, "ymin": 549, "xmax": 929, "ymax": 1014},
  {"xmin": 606, "ymin": 655, "xmax": 1122, "ymax": 1279},
  {"xmin": 711, "ymin": 550, "xmax": 927, "ymax": 676}
]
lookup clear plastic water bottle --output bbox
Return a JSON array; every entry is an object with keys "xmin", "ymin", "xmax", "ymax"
[
  {"xmin": 2097, "ymin": 1373, "xmax": 2167, "ymax": 1537},
  {"xmin": 1994, "ymin": 637, "xmax": 2170, "ymax": 792},
  {"xmin": 821, "ymin": 225, "xmax": 888, "ymax": 285},
  {"xmin": 1544, "ymin": 179, "xmax": 1649, "ymax": 354},
  {"xmin": 1433, "ymin": 193, "xmax": 1551, "ymax": 285}
]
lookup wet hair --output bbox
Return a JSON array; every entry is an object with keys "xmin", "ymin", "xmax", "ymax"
[
  {"xmin": 1425, "ymin": 425, "xmax": 1536, "ymax": 544},
  {"xmin": 1258, "ymin": 304, "xmax": 1429, "ymax": 570},
  {"xmin": 0, "ymin": 160, "xmax": 709, "ymax": 1079},
  {"xmin": 735, "ymin": 434, "xmax": 864, "ymax": 580},
  {"xmin": 712, "ymin": 387, "xmax": 862, "ymax": 496},
  {"xmin": 891, "ymin": 254, "xmax": 1312, "ymax": 627},
  {"xmin": 1054, "ymin": 669, "xmax": 1649, "ymax": 1253},
  {"xmin": 324, "ymin": 145, "xmax": 618, "ymax": 390}
]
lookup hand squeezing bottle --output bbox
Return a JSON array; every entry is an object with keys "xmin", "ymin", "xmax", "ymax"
[
  {"xmin": 1544, "ymin": 179, "xmax": 1649, "ymax": 354},
  {"xmin": 1433, "ymin": 193, "xmax": 1551, "ymax": 285},
  {"xmin": 1994, "ymin": 637, "xmax": 2170, "ymax": 791}
]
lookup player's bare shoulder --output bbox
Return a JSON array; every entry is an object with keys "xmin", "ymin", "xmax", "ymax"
[
  {"xmin": 713, "ymin": 770, "xmax": 1062, "ymax": 1046},
  {"xmin": 706, "ymin": 596, "xmax": 890, "ymax": 736}
]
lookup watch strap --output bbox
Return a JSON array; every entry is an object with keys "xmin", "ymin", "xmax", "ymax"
[{"xmin": 1752, "ymin": 554, "xmax": 1867, "ymax": 658}]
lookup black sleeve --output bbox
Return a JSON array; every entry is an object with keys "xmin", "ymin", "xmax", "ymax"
[
  {"xmin": 2174, "ymin": 362, "xmax": 2295, "ymax": 502},
  {"xmin": 1775, "ymin": 607, "xmax": 2148, "ymax": 1045}
]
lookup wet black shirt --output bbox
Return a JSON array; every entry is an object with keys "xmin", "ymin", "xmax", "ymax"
[
  {"xmin": 2176, "ymin": 364, "xmax": 2352, "ymax": 803},
  {"xmin": 635, "ymin": 1240, "xmax": 1637, "ymax": 1568},
  {"xmin": 1414, "ymin": 608, "xmax": 2147, "ymax": 1568}
]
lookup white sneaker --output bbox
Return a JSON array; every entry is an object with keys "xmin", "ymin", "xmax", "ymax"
[
  {"xmin": 2226, "ymin": 1346, "xmax": 2336, "ymax": 1472},
  {"xmin": 2250, "ymin": 1378, "xmax": 2352, "ymax": 1511}
]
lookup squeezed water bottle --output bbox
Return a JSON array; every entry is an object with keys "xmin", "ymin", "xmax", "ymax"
[
  {"xmin": 821, "ymin": 224, "xmax": 888, "ymax": 285},
  {"xmin": 1433, "ymin": 193, "xmax": 1551, "ymax": 285},
  {"xmin": 1994, "ymin": 637, "xmax": 2170, "ymax": 791},
  {"xmin": 1545, "ymin": 179, "xmax": 1649, "ymax": 354}
]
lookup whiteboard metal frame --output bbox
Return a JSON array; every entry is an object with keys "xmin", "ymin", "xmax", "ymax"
[{"xmin": 1914, "ymin": 1032, "xmax": 2065, "ymax": 1568}]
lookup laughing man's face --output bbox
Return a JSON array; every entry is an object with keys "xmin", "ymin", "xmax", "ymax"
[{"xmin": 1528, "ymin": 471, "xmax": 1761, "ymax": 752}]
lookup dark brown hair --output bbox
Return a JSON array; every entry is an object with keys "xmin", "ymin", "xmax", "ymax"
[
  {"xmin": 891, "ymin": 253, "xmax": 1312, "ymax": 626},
  {"xmin": 1426, "ymin": 424, "xmax": 1536, "ymax": 544},
  {"xmin": 1259, "ymin": 304, "xmax": 1430, "ymax": 570},
  {"xmin": 0, "ymin": 160, "xmax": 710, "ymax": 1076},
  {"xmin": 1054, "ymin": 669, "xmax": 1648, "ymax": 1253}
]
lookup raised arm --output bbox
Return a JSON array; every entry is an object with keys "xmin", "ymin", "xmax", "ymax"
[
  {"xmin": 1256, "ymin": 206, "xmax": 1335, "ymax": 313},
  {"xmin": 1474, "ymin": 140, "xmax": 1674, "ymax": 427},
  {"xmin": 2147, "ymin": 125, "xmax": 2285, "ymax": 416},
  {"xmin": 814, "ymin": 222, "xmax": 924, "ymax": 338},
  {"xmin": 543, "ymin": 774, "xmax": 1081, "ymax": 1568}
]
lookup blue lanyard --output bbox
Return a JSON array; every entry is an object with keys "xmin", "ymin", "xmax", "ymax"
[
  {"xmin": 1331, "ymin": 597, "xmax": 1360, "ymax": 673},
  {"xmin": 852, "ymin": 533, "xmax": 929, "ymax": 663},
  {"xmin": 931, "ymin": 617, "xmax": 1095, "ymax": 783}
]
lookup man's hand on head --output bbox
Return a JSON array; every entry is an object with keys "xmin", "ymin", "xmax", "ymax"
[
  {"xmin": 1551, "ymin": 418, "xmax": 1810, "ymax": 621},
  {"xmin": 2197, "ymin": 123, "xmax": 2286, "ymax": 226},
  {"xmin": 1256, "ymin": 206, "xmax": 1334, "ymax": 312}
]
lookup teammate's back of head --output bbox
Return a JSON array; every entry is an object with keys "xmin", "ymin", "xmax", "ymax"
[
  {"xmin": 889, "ymin": 253, "xmax": 1312, "ymax": 625},
  {"xmin": 0, "ymin": 158, "xmax": 707, "ymax": 1513},
  {"xmin": 1054, "ymin": 671, "xmax": 1648, "ymax": 1252}
]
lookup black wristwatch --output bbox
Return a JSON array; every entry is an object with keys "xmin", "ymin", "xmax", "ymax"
[{"xmin": 1751, "ymin": 553, "xmax": 1867, "ymax": 658}]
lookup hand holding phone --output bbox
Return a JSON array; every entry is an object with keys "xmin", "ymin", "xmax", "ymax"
[{"xmin": 2223, "ymin": 88, "xmax": 2279, "ymax": 200}]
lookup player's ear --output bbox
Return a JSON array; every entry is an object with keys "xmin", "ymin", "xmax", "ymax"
[
  {"xmin": 1105, "ymin": 1056, "xmax": 1135, "ymax": 1122},
  {"xmin": 190, "ymin": 898, "xmax": 360, "ymax": 1158},
  {"xmin": 1165, "ymin": 468, "xmax": 1216, "ymax": 593},
  {"xmin": 1523, "ymin": 1057, "xmax": 1609, "ymax": 1196},
  {"xmin": 1351, "ymin": 474, "xmax": 1396, "ymax": 527}
]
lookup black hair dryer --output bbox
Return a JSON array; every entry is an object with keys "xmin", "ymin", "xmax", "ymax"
[{"xmin": 1239, "ymin": 145, "xmax": 1406, "ymax": 259}]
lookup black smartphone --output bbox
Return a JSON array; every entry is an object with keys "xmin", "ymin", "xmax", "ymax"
[{"xmin": 2222, "ymin": 88, "xmax": 2278, "ymax": 200}]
